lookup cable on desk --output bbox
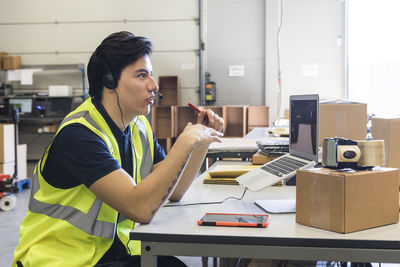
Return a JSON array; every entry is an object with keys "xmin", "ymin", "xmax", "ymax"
[{"xmin": 163, "ymin": 188, "xmax": 247, "ymax": 207}]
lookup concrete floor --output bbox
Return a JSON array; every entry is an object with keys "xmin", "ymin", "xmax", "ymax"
[{"xmin": 0, "ymin": 187, "xmax": 30, "ymax": 267}]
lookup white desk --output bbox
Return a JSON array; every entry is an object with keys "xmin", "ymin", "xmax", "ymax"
[{"xmin": 131, "ymin": 162, "xmax": 400, "ymax": 267}]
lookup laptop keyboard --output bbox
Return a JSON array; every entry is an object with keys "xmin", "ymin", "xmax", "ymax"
[{"xmin": 261, "ymin": 156, "xmax": 308, "ymax": 177}]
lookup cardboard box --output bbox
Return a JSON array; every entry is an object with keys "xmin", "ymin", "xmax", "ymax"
[
  {"xmin": 319, "ymin": 100, "xmax": 367, "ymax": 146},
  {"xmin": 0, "ymin": 145, "xmax": 27, "ymax": 178},
  {"xmin": 0, "ymin": 162, "xmax": 14, "ymax": 175},
  {"xmin": 251, "ymin": 151, "xmax": 278, "ymax": 165},
  {"xmin": 296, "ymin": 167, "xmax": 399, "ymax": 233},
  {"xmin": 371, "ymin": 117, "xmax": 400, "ymax": 171},
  {"xmin": 0, "ymin": 52, "xmax": 9, "ymax": 70},
  {"xmin": 284, "ymin": 108, "xmax": 289, "ymax": 119},
  {"xmin": 0, "ymin": 124, "xmax": 15, "ymax": 163},
  {"xmin": 48, "ymin": 85, "xmax": 73, "ymax": 97},
  {"xmin": 2, "ymin": 55, "xmax": 21, "ymax": 70}
]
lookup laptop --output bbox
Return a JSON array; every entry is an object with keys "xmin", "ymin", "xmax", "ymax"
[{"xmin": 236, "ymin": 94, "xmax": 319, "ymax": 191}]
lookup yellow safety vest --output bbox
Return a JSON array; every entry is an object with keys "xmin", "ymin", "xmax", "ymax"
[{"xmin": 13, "ymin": 98, "xmax": 154, "ymax": 266}]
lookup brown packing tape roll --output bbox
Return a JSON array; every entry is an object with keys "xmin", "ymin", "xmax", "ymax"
[{"xmin": 357, "ymin": 140, "xmax": 385, "ymax": 167}]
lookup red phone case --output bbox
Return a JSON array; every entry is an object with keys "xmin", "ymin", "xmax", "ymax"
[{"xmin": 198, "ymin": 212, "xmax": 269, "ymax": 228}]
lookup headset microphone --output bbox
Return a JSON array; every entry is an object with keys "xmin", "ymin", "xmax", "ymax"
[{"xmin": 155, "ymin": 91, "xmax": 164, "ymax": 99}]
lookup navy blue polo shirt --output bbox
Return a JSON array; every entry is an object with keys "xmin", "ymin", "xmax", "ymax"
[{"xmin": 42, "ymin": 97, "xmax": 166, "ymax": 189}]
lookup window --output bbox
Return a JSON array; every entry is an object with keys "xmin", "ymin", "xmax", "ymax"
[{"xmin": 348, "ymin": 0, "xmax": 400, "ymax": 115}]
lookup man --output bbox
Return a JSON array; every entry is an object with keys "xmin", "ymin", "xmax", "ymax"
[{"xmin": 13, "ymin": 31, "xmax": 224, "ymax": 266}]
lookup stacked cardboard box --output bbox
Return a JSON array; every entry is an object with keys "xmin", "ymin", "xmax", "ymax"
[
  {"xmin": 0, "ymin": 52, "xmax": 8, "ymax": 70},
  {"xmin": 319, "ymin": 100, "xmax": 367, "ymax": 146},
  {"xmin": 2, "ymin": 56, "xmax": 22, "ymax": 70},
  {"xmin": 371, "ymin": 116, "xmax": 400, "ymax": 185}
]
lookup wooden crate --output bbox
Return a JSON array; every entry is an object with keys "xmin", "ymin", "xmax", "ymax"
[
  {"xmin": 247, "ymin": 106, "xmax": 269, "ymax": 133},
  {"xmin": 200, "ymin": 106, "xmax": 223, "ymax": 118},
  {"xmin": 222, "ymin": 106, "xmax": 247, "ymax": 137},
  {"xmin": 157, "ymin": 137, "xmax": 174, "ymax": 154},
  {"xmin": 158, "ymin": 76, "xmax": 180, "ymax": 106},
  {"xmin": 151, "ymin": 106, "xmax": 175, "ymax": 138},
  {"xmin": 173, "ymin": 106, "xmax": 198, "ymax": 137}
]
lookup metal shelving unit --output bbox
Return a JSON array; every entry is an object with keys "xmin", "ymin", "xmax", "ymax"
[{"xmin": 0, "ymin": 63, "xmax": 87, "ymax": 161}]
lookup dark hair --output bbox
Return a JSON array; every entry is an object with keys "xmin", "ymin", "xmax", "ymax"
[{"xmin": 87, "ymin": 31, "xmax": 153, "ymax": 99}]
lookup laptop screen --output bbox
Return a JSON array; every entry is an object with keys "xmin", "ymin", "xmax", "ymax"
[{"xmin": 289, "ymin": 94, "xmax": 319, "ymax": 161}]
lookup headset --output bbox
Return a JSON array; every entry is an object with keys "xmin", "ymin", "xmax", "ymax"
[
  {"xmin": 101, "ymin": 61, "xmax": 163, "ymax": 99},
  {"xmin": 102, "ymin": 62, "xmax": 117, "ymax": 90}
]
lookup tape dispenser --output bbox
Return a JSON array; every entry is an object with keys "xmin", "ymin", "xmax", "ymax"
[
  {"xmin": 322, "ymin": 137, "xmax": 385, "ymax": 170},
  {"xmin": 322, "ymin": 138, "xmax": 361, "ymax": 169}
]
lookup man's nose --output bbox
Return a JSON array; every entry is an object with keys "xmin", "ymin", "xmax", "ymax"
[{"xmin": 149, "ymin": 76, "xmax": 159, "ymax": 91}]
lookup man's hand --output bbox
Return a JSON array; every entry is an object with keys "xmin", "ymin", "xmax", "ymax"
[
  {"xmin": 197, "ymin": 108, "xmax": 224, "ymax": 133},
  {"xmin": 179, "ymin": 122, "xmax": 223, "ymax": 150}
]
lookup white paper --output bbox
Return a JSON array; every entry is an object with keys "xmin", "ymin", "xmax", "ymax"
[
  {"xmin": 255, "ymin": 199, "xmax": 296, "ymax": 213},
  {"xmin": 7, "ymin": 70, "xmax": 21, "ymax": 81},
  {"xmin": 229, "ymin": 65, "xmax": 245, "ymax": 77},
  {"xmin": 20, "ymin": 68, "xmax": 42, "ymax": 85},
  {"xmin": 181, "ymin": 63, "xmax": 195, "ymax": 70}
]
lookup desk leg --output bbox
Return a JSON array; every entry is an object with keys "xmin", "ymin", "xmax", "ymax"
[
  {"xmin": 213, "ymin": 257, "xmax": 218, "ymax": 267},
  {"xmin": 201, "ymin": 256, "xmax": 208, "ymax": 267},
  {"xmin": 141, "ymin": 242, "xmax": 157, "ymax": 267}
]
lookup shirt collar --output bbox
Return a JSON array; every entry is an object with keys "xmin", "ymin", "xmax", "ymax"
[{"xmin": 92, "ymin": 97, "xmax": 130, "ymax": 139}]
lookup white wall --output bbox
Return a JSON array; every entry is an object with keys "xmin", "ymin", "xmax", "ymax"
[
  {"xmin": 266, "ymin": 0, "xmax": 345, "ymax": 122},
  {"xmin": 0, "ymin": 0, "xmax": 346, "ymax": 115},
  {"xmin": 0, "ymin": 0, "xmax": 200, "ymax": 104}
]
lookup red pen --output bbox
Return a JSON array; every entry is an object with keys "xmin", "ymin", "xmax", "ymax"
[{"xmin": 188, "ymin": 102, "xmax": 209, "ymax": 125}]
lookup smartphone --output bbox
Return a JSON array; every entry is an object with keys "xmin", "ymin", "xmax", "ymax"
[{"xmin": 198, "ymin": 212, "xmax": 269, "ymax": 228}]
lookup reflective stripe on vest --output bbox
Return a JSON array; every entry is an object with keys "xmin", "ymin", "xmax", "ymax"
[{"xmin": 29, "ymin": 167, "xmax": 115, "ymax": 239}]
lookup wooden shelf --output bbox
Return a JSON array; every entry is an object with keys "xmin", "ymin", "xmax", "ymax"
[
  {"xmin": 173, "ymin": 106, "xmax": 197, "ymax": 137},
  {"xmin": 247, "ymin": 106, "xmax": 269, "ymax": 132},
  {"xmin": 151, "ymin": 106, "xmax": 175, "ymax": 138},
  {"xmin": 158, "ymin": 76, "xmax": 180, "ymax": 106},
  {"xmin": 223, "ymin": 106, "xmax": 247, "ymax": 137}
]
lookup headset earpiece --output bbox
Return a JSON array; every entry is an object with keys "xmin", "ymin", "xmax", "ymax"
[{"xmin": 102, "ymin": 62, "xmax": 117, "ymax": 90}]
